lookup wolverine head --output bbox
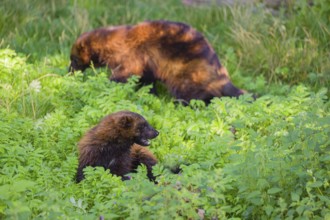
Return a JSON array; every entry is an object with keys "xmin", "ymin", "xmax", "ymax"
[
  {"xmin": 68, "ymin": 31, "xmax": 104, "ymax": 73},
  {"xmin": 68, "ymin": 32, "xmax": 92, "ymax": 72},
  {"xmin": 97, "ymin": 111, "xmax": 159, "ymax": 147}
]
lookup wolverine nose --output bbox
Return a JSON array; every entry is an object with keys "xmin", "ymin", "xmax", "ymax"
[{"xmin": 153, "ymin": 130, "xmax": 159, "ymax": 137}]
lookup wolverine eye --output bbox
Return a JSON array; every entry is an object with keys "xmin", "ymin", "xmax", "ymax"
[
  {"xmin": 119, "ymin": 115, "xmax": 134, "ymax": 128},
  {"xmin": 71, "ymin": 56, "xmax": 81, "ymax": 65},
  {"xmin": 137, "ymin": 124, "xmax": 144, "ymax": 130},
  {"xmin": 137, "ymin": 123, "xmax": 147, "ymax": 131}
]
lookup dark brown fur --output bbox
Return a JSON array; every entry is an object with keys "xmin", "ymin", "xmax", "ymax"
[
  {"xmin": 69, "ymin": 20, "xmax": 246, "ymax": 103},
  {"xmin": 76, "ymin": 111, "xmax": 159, "ymax": 183}
]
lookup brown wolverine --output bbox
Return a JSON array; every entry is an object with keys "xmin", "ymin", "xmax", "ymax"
[
  {"xmin": 76, "ymin": 111, "xmax": 159, "ymax": 183},
  {"xmin": 69, "ymin": 20, "xmax": 246, "ymax": 103}
]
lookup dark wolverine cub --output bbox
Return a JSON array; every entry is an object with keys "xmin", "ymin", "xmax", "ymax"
[
  {"xmin": 69, "ymin": 20, "xmax": 246, "ymax": 104},
  {"xmin": 76, "ymin": 111, "xmax": 159, "ymax": 182}
]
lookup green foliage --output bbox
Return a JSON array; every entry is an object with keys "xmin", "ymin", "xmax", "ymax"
[
  {"xmin": 0, "ymin": 0, "xmax": 329, "ymax": 219},
  {"xmin": 0, "ymin": 49, "xmax": 329, "ymax": 219}
]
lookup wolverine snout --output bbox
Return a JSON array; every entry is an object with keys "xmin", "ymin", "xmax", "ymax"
[
  {"xmin": 68, "ymin": 61, "xmax": 80, "ymax": 73},
  {"xmin": 68, "ymin": 62, "xmax": 87, "ymax": 73},
  {"xmin": 146, "ymin": 126, "xmax": 159, "ymax": 139},
  {"xmin": 150, "ymin": 129, "xmax": 159, "ymax": 139}
]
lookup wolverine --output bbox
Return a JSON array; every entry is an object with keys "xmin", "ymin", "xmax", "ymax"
[
  {"xmin": 69, "ymin": 20, "xmax": 246, "ymax": 103},
  {"xmin": 76, "ymin": 111, "xmax": 159, "ymax": 183}
]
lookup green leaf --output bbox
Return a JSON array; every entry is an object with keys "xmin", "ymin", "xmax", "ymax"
[
  {"xmin": 291, "ymin": 192, "xmax": 300, "ymax": 202},
  {"xmin": 247, "ymin": 191, "xmax": 261, "ymax": 199},
  {"xmin": 267, "ymin": 188, "xmax": 282, "ymax": 194},
  {"xmin": 264, "ymin": 205, "xmax": 273, "ymax": 216},
  {"xmin": 308, "ymin": 181, "xmax": 323, "ymax": 188}
]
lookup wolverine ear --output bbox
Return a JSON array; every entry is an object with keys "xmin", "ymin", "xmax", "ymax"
[
  {"xmin": 120, "ymin": 116, "xmax": 133, "ymax": 129},
  {"xmin": 77, "ymin": 42, "xmax": 84, "ymax": 52},
  {"xmin": 75, "ymin": 39, "xmax": 85, "ymax": 52},
  {"xmin": 218, "ymin": 66, "xmax": 229, "ymax": 77}
]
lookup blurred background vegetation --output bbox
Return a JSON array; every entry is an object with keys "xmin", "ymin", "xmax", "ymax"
[{"xmin": 0, "ymin": 0, "xmax": 329, "ymax": 93}]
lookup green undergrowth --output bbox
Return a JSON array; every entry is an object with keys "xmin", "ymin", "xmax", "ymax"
[{"xmin": 0, "ymin": 49, "xmax": 329, "ymax": 219}]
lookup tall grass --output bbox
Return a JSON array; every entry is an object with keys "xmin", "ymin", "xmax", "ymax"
[
  {"xmin": 0, "ymin": 0, "xmax": 329, "ymax": 90},
  {"xmin": 228, "ymin": 2, "xmax": 330, "ymax": 88}
]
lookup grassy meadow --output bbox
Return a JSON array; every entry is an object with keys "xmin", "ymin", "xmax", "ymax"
[{"xmin": 0, "ymin": 0, "xmax": 329, "ymax": 219}]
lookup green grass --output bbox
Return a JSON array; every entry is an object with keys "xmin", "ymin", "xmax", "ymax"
[{"xmin": 0, "ymin": 0, "xmax": 329, "ymax": 219}]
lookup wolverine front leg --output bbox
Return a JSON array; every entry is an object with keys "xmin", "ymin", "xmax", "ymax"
[
  {"xmin": 109, "ymin": 61, "xmax": 144, "ymax": 83},
  {"xmin": 109, "ymin": 65, "xmax": 132, "ymax": 82},
  {"xmin": 76, "ymin": 164, "xmax": 86, "ymax": 183},
  {"xmin": 130, "ymin": 145, "xmax": 158, "ymax": 182}
]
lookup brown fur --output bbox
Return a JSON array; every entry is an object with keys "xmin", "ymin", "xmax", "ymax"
[
  {"xmin": 76, "ymin": 111, "xmax": 159, "ymax": 182},
  {"xmin": 69, "ymin": 20, "xmax": 246, "ymax": 103}
]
